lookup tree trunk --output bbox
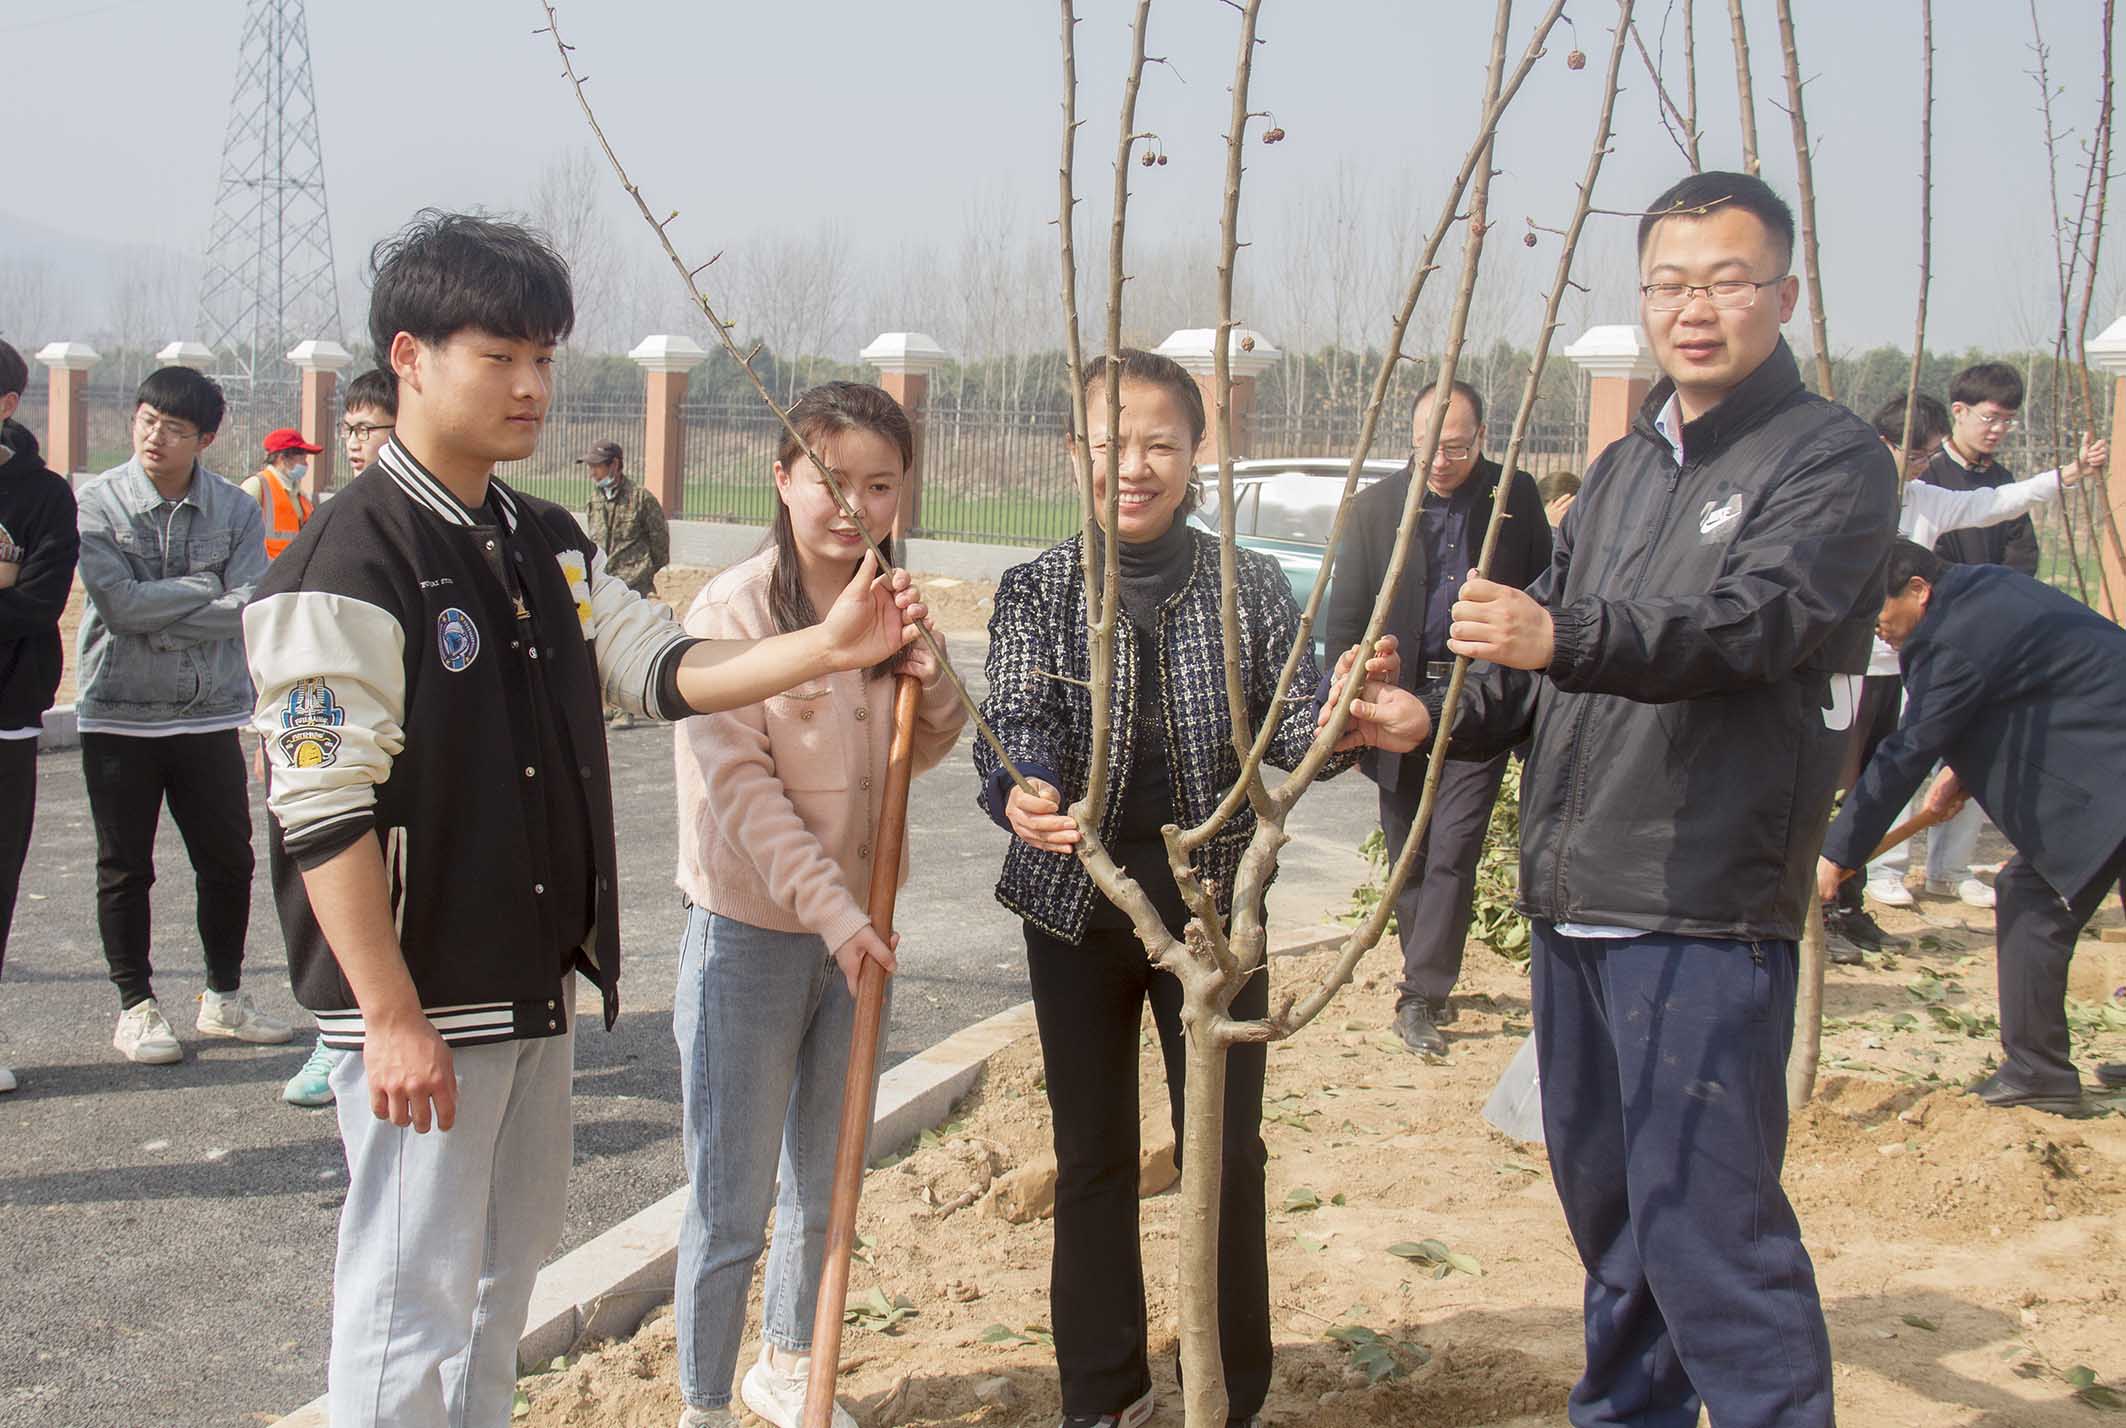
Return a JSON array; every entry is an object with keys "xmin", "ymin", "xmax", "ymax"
[{"xmin": 1175, "ymin": 1020, "xmax": 1232, "ymax": 1427}]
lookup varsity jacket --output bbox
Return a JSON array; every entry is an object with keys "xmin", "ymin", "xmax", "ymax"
[
  {"xmin": 974, "ymin": 529, "xmax": 1354, "ymax": 943},
  {"xmin": 244, "ymin": 438, "xmax": 698, "ymax": 1048}
]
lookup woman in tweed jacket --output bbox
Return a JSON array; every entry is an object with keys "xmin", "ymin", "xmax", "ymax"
[{"xmin": 974, "ymin": 350, "xmax": 1413, "ymax": 1428}]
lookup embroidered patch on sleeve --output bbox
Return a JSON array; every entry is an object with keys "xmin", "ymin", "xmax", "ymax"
[
  {"xmin": 556, "ymin": 550, "xmax": 594, "ymax": 637},
  {"xmin": 277, "ymin": 677, "xmax": 347, "ymax": 768}
]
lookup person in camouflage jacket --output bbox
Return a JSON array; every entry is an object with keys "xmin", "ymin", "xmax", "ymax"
[{"xmin": 579, "ymin": 441, "xmax": 669, "ymax": 598}]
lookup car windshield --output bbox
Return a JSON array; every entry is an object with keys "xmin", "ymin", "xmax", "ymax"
[{"xmin": 1252, "ymin": 472, "xmax": 1348, "ymax": 544}]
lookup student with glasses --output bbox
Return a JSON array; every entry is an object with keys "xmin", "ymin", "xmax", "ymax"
[
  {"xmin": 1322, "ymin": 377, "xmax": 1550, "ymax": 1059},
  {"xmin": 75, "ymin": 367, "xmax": 292, "ymax": 1067}
]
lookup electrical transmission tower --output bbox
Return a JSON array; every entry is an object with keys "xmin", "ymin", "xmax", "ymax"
[{"xmin": 197, "ymin": 0, "xmax": 342, "ymax": 385}]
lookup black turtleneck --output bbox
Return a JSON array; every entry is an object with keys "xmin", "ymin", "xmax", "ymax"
[{"xmin": 1088, "ymin": 516, "xmax": 1196, "ymax": 932}]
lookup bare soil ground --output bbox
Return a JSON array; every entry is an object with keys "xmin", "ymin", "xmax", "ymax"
[{"xmin": 519, "ymin": 893, "xmax": 2126, "ymax": 1428}]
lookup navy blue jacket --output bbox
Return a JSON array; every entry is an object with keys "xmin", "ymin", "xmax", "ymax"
[{"xmin": 1823, "ymin": 563, "xmax": 2126, "ymax": 902}]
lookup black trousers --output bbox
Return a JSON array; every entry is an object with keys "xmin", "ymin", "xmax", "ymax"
[
  {"xmin": 0, "ymin": 736, "xmax": 36, "ymax": 979},
  {"xmin": 1024, "ymin": 921, "xmax": 1271, "ymax": 1419},
  {"xmin": 1993, "ymin": 838, "xmax": 2126, "ymax": 1095},
  {"xmin": 81, "ymin": 730, "xmax": 254, "ymax": 1009},
  {"xmin": 1533, "ymin": 924, "xmax": 1833, "ymax": 1428},
  {"xmin": 1378, "ymin": 749, "xmax": 1510, "ymax": 1007}
]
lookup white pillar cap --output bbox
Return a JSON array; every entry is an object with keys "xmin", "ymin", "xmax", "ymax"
[
  {"xmin": 2087, "ymin": 315, "xmax": 2126, "ymax": 376},
  {"xmin": 155, "ymin": 341, "xmax": 216, "ymax": 371},
  {"xmin": 859, "ymin": 331, "xmax": 950, "ymax": 376},
  {"xmin": 1562, "ymin": 324, "xmax": 1659, "ymax": 381},
  {"xmin": 285, "ymin": 339, "xmax": 355, "ymax": 374},
  {"xmin": 1153, "ymin": 327, "xmax": 1281, "ymax": 380},
  {"xmin": 628, "ymin": 334, "xmax": 710, "ymax": 374},
  {"xmin": 34, "ymin": 341, "xmax": 101, "ymax": 373}
]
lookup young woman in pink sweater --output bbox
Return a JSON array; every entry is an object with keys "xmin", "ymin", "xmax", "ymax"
[{"xmin": 670, "ymin": 381, "xmax": 966, "ymax": 1428}]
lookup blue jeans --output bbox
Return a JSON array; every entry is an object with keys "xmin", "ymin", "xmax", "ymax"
[
  {"xmin": 672, "ymin": 907, "xmax": 887, "ymax": 1410},
  {"xmin": 1531, "ymin": 922, "xmax": 1833, "ymax": 1428}
]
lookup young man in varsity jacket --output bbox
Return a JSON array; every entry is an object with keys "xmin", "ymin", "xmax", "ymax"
[{"xmin": 244, "ymin": 211, "xmax": 928, "ymax": 1428}]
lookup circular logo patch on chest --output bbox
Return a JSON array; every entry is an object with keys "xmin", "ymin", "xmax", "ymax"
[{"xmin": 437, "ymin": 606, "xmax": 481, "ymax": 672}]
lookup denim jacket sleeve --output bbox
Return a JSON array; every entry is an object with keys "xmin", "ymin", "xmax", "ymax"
[
  {"xmin": 74, "ymin": 487, "xmax": 221, "ymax": 636},
  {"xmin": 149, "ymin": 497, "xmax": 269, "ymax": 650}
]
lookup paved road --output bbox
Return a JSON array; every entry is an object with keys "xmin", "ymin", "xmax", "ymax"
[{"xmin": 0, "ymin": 643, "xmax": 1375, "ymax": 1428}]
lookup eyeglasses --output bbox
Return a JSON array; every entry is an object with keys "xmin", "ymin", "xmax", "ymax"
[
  {"xmin": 1639, "ymin": 276, "xmax": 1788, "ymax": 311},
  {"xmin": 1958, "ymin": 408, "xmax": 2020, "ymax": 433},
  {"xmin": 342, "ymin": 421, "xmax": 394, "ymax": 440},
  {"xmin": 133, "ymin": 411, "xmax": 201, "ymax": 442},
  {"xmin": 1425, "ymin": 442, "xmax": 1476, "ymax": 463}
]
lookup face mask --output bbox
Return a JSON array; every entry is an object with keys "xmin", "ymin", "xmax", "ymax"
[
  {"xmin": 596, "ymin": 476, "xmax": 617, "ymax": 495},
  {"xmin": 287, "ymin": 462, "xmax": 309, "ymax": 483}
]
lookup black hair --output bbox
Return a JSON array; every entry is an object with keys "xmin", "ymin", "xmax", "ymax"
[
  {"xmin": 343, "ymin": 367, "xmax": 397, "ymax": 418},
  {"xmin": 1411, "ymin": 378, "xmax": 1485, "ymax": 431},
  {"xmin": 367, "ymin": 210, "xmax": 574, "ymax": 372},
  {"xmin": 1948, "ymin": 362, "xmax": 2024, "ymax": 412},
  {"xmin": 1636, "ymin": 170, "xmax": 1796, "ymax": 269},
  {"xmin": 1883, "ymin": 538, "xmax": 1945, "ymax": 597},
  {"xmin": 1870, "ymin": 392, "xmax": 1950, "ymax": 449},
  {"xmin": 135, "ymin": 366, "xmax": 227, "ymax": 435},
  {"xmin": 0, "ymin": 339, "xmax": 26, "ymax": 400},
  {"xmin": 1082, "ymin": 349, "xmax": 1207, "ymax": 453},
  {"xmin": 767, "ymin": 381, "xmax": 911, "ymax": 677}
]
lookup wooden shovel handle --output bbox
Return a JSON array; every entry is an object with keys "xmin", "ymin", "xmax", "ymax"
[{"xmin": 803, "ymin": 672, "xmax": 922, "ymax": 1428}]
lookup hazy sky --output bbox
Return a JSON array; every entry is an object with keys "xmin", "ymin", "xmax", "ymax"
[{"xmin": 4, "ymin": 0, "xmax": 2117, "ymax": 356}]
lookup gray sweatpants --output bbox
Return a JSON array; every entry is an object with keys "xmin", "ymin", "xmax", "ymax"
[{"xmin": 325, "ymin": 989, "xmax": 574, "ymax": 1428}]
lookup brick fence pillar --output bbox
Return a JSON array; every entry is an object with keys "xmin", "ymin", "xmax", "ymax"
[
  {"xmin": 287, "ymin": 340, "xmax": 354, "ymax": 498},
  {"xmin": 1563, "ymin": 324, "xmax": 1658, "ymax": 468},
  {"xmin": 628, "ymin": 335, "xmax": 710, "ymax": 518},
  {"xmin": 2082, "ymin": 315, "xmax": 2126, "ymax": 623},
  {"xmin": 33, "ymin": 342, "xmax": 100, "ymax": 481},
  {"xmin": 860, "ymin": 331, "xmax": 950, "ymax": 539},
  {"xmin": 1153, "ymin": 326, "xmax": 1281, "ymax": 464}
]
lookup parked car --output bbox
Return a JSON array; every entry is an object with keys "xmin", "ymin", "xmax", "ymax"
[{"xmin": 1189, "ymin": 457, "xmax": 1405, "ymax": 608}]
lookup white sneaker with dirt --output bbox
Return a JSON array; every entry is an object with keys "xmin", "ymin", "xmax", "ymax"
[
  {"xmin": 196, "ymin": 989, "xmax": 295, "ymax": 1043},
  {"xmin": 114, "ymin": 999, "xmax": 184, "ymax": 1064},
  {"xmin": 0, "ymin": 1063, "xmax": 16, "ymax": 1093},
  {"xmin": 675, "ymin": 1407, "xmax": 739, "ymax": 1428},
  {"xmin": 1865, "ymin": 874, "xmax": 1915, "ymax": 909},
  {"xmin": 740, "ymin": 1346, "xmax": 857, "ymax": 1428},
  {"xmin": 1927, "ymin": 877, "xmax": 1996, "ymax": 909}
]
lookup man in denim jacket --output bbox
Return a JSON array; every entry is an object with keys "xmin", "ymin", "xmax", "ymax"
[{"xmin": 75, "ymin": 365, "xmax": 293, "ymax": 1065}]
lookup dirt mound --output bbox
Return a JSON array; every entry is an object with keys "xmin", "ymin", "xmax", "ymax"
[{"xmin": 1787, "ymin": 1077, "xmax": 2122, "ymax": 1237}]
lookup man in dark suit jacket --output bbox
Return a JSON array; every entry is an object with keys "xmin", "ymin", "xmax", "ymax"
[
  {"xmin": 1323, "ymin": 379, "xmax": 1551, "ymax": 1056},
  {"xmin": 1820, "ymin": 540, "xmax": 2126, "ymax": 1113}
]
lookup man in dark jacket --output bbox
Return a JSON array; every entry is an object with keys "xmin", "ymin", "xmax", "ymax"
[
  {"xmin": 1819, "ymin": 541, "xmax": 2126, "ymax": 1114},
  {"xmin": 1444, "ymin": 172, "xmax": 1896, "ymax": 1428},
  {"xmin": 0, "ymin": 339, "xmax": 80, "ymax": 1095},
  {"xmin": 1324, "ymin": 378, "xmax": 1550, "ymax": 1056}
]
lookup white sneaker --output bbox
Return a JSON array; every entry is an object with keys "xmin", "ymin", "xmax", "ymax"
[
  {"xmin": 0, "ymin": 1064, "xmax": 16, "ymax": 1093},
  {"xmin": 740, "ymin": 1346, "xmax": 857, "ymax": 1428},
  {"xmin": 196, "ymin": 989, "xmax": 295, "ymax": 1044},
  {"xmin": 114, "ymin": 999, "xmax": 184, "ymax": 1064},
  {"xmin": 1865, "ymin": 875, "xmax": 1915, "ymax": 909},
  {"xmin": 1955, "ymin": 877, "xmax": 1996, "ymax": 909},
  {"xmin": 676, "ymin": 1407, "xmax": 739, "ymax": 1428}
]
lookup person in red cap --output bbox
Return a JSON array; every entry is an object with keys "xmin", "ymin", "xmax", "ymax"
[{"xmin": 245, "ymin": 428, "xmax": 322, "ymax": 560}]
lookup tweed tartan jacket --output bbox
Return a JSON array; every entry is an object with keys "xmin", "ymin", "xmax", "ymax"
[{"xmin": 975, "ymin": 529, "xmax": 1354, "ymax": 943}]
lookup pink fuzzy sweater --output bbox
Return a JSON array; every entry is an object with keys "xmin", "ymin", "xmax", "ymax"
[{"xmin": 673, "ymin": 550, "xmax": 966, "ymax": 952}]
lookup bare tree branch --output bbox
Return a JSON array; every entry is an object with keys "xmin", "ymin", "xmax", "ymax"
[
  {"xmin": 2074, "ymin": 0, "xmax": 2126, "ymax": 618},
  {"xmin": 1682, "ymin": 0, "xmax": 1701, "ymax": 168},
  {"xmin": 531, "ymin": 2, "xmax": 1039, "ymax": 801},
  {"xmin": 1632, "ymin": 19, "xmax": 1702, "ymax": 169},
  {"xmin": 1256, "ymin": 0, "xmax": 1638, "ymax": 1042},
  {"xmin": 1774, "ymin": 0, "xmax": 1835, "ymax": 396},
  {"xmin": 1728, "ymin": 0, "xmax": 1761, "ymax": 175},
  {"xmin": 1896, "ymin": 0, "xmax": 1934, "ymax": 493},
  {"xmin": 2031, "ymin": 2, "xmax": 2098, "ymax": 607}
]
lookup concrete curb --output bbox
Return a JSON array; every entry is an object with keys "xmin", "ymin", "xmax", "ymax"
[{"xmin": 266, "ymin": 921, "xmax": 1348, "ymax": 1425}]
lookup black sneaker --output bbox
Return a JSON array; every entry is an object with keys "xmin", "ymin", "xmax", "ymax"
[
  {"xmin": 1393, "ymin": 999, "xmax": 1449, "ymax": 1057},
  {"xmin": 1059, "ymin": 1387, "xmax": 1153, "ymax": 1428},
  {"xmin": 1826, "ymin": 905, "xmax": 1908, "ymax": 953},
  {"xmin": 2095, "ymin": 1062, "xmax": 2126, "ymax": 1090}
]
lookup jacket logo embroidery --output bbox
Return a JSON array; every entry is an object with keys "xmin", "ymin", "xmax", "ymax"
[
  {"xmin": 557, "ymin": 550, "xmax": 594, "ymax": 637},
  {"xmin": 1698, "ymin": 493, "xmax": 1744, "ymax": 540},
  {"xmin": 437, "ymin": 607, "xmax": 481, "ymax": 672},
  {"xmin": 276, "ymin": 677, "xmax": 346, "ymax": 768},
  {"xmin": 1821, "ymin": 672, "xmax": 1859, "ymax": 733}
]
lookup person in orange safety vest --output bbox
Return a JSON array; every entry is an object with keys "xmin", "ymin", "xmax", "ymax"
[{"xmin": 242, "ymin": 428, "xmax": 320, "ymax": 559}]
